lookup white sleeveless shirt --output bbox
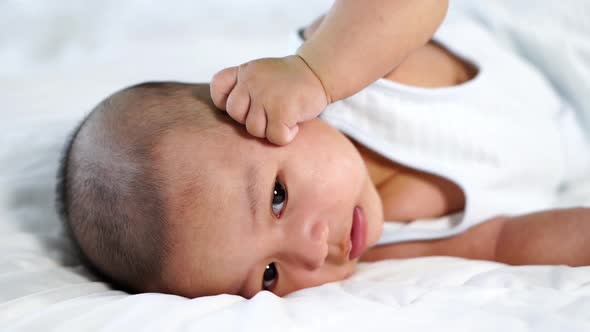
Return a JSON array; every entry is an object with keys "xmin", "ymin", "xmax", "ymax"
[{"xmin": 291, "ymin": 17, "xmax": 590, "ymax": 245}]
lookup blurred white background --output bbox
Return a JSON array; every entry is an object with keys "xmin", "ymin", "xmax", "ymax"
[
  {"xmin": 0, "ymin": 0, "xmax": 332, "ymax": 78},
  {"xmin": 2, "ymin": 0, "xmax": 588, "ymax": 121},
  {"xmin": 0, "ymin": 0, "xmax": 331, "ymax": 118}
]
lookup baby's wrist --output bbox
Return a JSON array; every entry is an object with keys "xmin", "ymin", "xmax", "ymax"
[{"xmin": 291, "ymin": 54, "xmax": 332, "ymax": 105}]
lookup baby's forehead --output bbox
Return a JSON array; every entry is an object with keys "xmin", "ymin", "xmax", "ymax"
[{"xmin": 156, "ymin": 124, "xmax": 249, "ymax": 210}]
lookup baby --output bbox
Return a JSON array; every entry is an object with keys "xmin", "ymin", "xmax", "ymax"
[
  {"xmin": 56, "ymin": 6, "xmax": 590, "ymax": 298},
  {"xmin": 57, "ymin": 81, "xmax": 459, "ymax": 297}
]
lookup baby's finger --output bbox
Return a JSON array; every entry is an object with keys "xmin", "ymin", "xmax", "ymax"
[
  {"xmin": 266, "ymin": 120, "xmax": 299, "ymax": 146},
  {"xmin": 210, "ymin": 66, "xmax": 238, "ymax": 110},
  {"xmin": 245, "ymin": 104, "xmax": 267, "ymax": 138},
  {"xmin": 225, "ymin": 82, "xmax": 251, "ymax": 124}
]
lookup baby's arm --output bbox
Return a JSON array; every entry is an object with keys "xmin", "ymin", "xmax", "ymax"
[
  {"xmin": 363, "ymin": 208, "xmax": 590, "ymax": 267},
  {"xmin": 298, "ymin": 0, "xmax": 448, "ymax": 102},
  {"xmin": 211, "ymin": 0, "xmax": 448, "ymax": 145},
  {"xmin": 493, "ymin": 208, "xmax": 590, "ymax": 266}
]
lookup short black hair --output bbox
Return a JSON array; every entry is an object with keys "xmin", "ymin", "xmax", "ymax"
[{"xmin": 55, "ymin": 81, "xmax": 215, "ymax": 293}]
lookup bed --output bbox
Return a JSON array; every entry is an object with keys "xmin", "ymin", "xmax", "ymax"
[{"xmin": 1, "ymin": 1, "xmax": 589, "ymax": 331}]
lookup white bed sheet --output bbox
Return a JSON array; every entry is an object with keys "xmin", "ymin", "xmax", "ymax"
[{"xmin": 1, "ymin": 1, "xmax": 590, "ymax": 331}]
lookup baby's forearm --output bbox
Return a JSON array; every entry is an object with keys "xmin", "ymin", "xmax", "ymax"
[
  {"xmin": 495, "ymin": 208, "xmax": 590, "ymax": 267},
  {"xmin": 297, "ymin": 0, "xmax": 448, "ymax": 102},
  {"xmin": 364, "ymin": 208, "xmax": 590, "ymax": 266}
]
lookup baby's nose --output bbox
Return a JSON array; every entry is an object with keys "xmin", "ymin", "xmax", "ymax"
[
  {"xmin": 310, "ymin": 220, "xmax": 329, "ymax": 243},
  {"xmin": 285, "ymin": 219, "xmax": 329, "ymax": 270}
]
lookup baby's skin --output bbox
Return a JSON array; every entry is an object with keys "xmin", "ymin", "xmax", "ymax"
[
  {"xmin": 156, "ymin": 42, "xmax": 589, "ymax": 298},
  {"xmin": 156, "ymin": 84, "xmax": 590, "ymax": 299}
]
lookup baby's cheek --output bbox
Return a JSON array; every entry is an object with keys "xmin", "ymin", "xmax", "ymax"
[{"xmin": 365, "ymin": 183, "xmax": 385, "ymax": 247}]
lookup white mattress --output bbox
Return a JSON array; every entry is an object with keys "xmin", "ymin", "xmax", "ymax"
[{"xmin": 1, "ymin": 1, "xmax": 589, "ymax": 331}]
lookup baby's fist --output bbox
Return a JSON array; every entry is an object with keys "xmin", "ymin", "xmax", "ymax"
[{"xmin": 210, "ymin": 55, "xmax": 329, "ymax": 145}]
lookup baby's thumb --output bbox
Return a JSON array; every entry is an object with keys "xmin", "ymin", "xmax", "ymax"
[
  {"xmin": 267, "ymin": 123, "xmax": 299, "ymax": 146},
  {"xmin": 210, "ymin": 66, "xmax": 238, "ymax": 110}
]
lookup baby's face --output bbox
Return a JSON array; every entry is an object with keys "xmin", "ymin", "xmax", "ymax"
[{"xmin": 157, "ymin": 116, "xmax": 384, "ymax": 298}]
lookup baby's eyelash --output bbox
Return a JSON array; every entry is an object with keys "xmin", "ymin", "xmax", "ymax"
[
  {"xmin": 262, "ymin": 262, "xmax": 278, "ymax": 291},
  {"xmin": 271, "ymin": 179, "xmax": 287, "ymax": 217}
]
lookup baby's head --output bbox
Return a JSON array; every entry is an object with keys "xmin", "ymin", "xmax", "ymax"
[{"xmin": 57, "ymin": 82, "xmax": 383, "ymax": 298}]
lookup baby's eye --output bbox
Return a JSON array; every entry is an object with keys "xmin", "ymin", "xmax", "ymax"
[
  {"xmin": 262, "ymin": 263, "xmax": 278, "ymax": 291},
  {"xmin": 271, "ymin": 180, "xmax": 287, "ymax": 217}
]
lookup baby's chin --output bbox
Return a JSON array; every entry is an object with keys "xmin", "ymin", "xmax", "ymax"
[
  {"xmin": 368, "ymin": 214, "xmax": 385, "ymax": 249},
  {"xmin": 364, "ymin": 178, "xmax": 385, "ymax": 249}
]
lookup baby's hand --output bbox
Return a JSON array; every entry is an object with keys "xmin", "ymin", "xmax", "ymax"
[{"xmin": 210, "ymin": 55, "xmax": 329, "ymax": 145}]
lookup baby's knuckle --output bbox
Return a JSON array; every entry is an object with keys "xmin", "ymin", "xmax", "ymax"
[
  {"xmin": 270, "ymin": 128, "xmax": 289, "ymax": 146},
  {"xmin": 227, "ymin": 108, "xmax": 245, "ymax": 123},
  {"xmin": 246, "ymin": 121, "xmax": 264, "ymax": 138}
]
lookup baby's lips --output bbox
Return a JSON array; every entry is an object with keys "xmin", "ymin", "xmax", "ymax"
[{"xmin": 349, "ymin": 206, "xmax": 367, "ymax": 260}]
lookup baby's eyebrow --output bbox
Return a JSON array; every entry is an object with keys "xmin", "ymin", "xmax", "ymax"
[{"xmin": 246, "ymin": 165, "xmax": 262, "ymax": 225}]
